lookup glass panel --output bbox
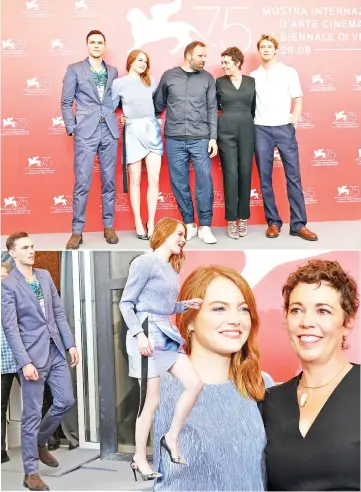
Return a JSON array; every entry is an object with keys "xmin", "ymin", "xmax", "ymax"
[{"xmin": 112, "ymin": 287, "xmax": 152, "ymax": 455}]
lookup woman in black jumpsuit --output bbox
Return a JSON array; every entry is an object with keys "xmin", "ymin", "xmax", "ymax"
[{"xmin": 216, "ymin": 47, "xmax": 256, "ymax": 239}]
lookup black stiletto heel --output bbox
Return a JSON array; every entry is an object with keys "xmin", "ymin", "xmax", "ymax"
[
  {"xmin": 130, "ymin": 458, "xmax": 162, "ymax": 481},
  {"xmin": 160, "ymin": 435, "xmax": 187, "ymax": 465}
]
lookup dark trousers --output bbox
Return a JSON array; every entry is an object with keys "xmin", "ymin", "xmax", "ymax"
[
  {"xmin": 1, "ymin": 372, "xmax": 20, "ymax": 453},
  {"xmin": 166, "ymin": 138, "xmax": 213, "ymax": 226},
  {"xmin": 254, "ymin": 124, "xmax": 307, "ymax": 232},
  {"xmin": 218, "ymin": 112, "xmax": 254, "ymax": 220}
]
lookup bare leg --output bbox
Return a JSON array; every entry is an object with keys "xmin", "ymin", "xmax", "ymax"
[
  {"xmin": 128, "ymin": 160, "xmax": 145, "ymax": 235},
  {"xmin": 165, "ymin": 354, "xmax": 203, "ymax": 459},
  {"xmin": 133, "ymin": 377, "xmax": 160, "ymax": 474},
  {"xmin": 145, "ymin": 152, "xmax": 161, "ymax": 237}
]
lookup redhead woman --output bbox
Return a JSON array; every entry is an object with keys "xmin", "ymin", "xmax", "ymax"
[
  {"xmin": 262, "ymin": 259, "xmax": 360, "ymax": 491},
  {"xmin": 119, "ymin": 218, "xmax": 203, "ymax": 481},
  {"xmin": 153, "ymin": 265, "xmax": 274, "ymax": 491},
  {"xmin": 112, "ymin": 50, "xmax": 163, "ymax": 239}
]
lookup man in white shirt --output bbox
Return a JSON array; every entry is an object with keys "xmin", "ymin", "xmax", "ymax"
[{"xmin": 250, "ymin": 35, "xmax": 318, "ymax": 241}]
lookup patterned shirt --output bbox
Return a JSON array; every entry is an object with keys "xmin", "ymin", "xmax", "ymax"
[
  {"xmin": 1, "ymin": 326, "xmax": 17, "ymax": 374},
  {"xmin": 89, "ymin": 58, "xmax": 108, "ymax": 101},
  {"xmin": 25, "ymin": 274, "xmax": 45, "ymax": 316}
]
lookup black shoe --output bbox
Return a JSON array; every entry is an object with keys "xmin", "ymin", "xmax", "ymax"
[
  {"xmin": 130, "ymin": 458, "xmax": 162, "ymax": 481},
  {"xmin": 47, "ymin": 436, "xmax": 60, "ymax": 452},
  {"xmin": 1, "ymin": 451, "xmax": 10, "ymax": 463},
  {"xmin": 160, "ymin": 435, "xmax": 187, "ymax": 465}
]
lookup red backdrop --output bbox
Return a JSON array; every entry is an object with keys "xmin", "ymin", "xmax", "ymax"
[
  {"xmin": 179, "ymin": 250, "xmax": 360, "ymax": 382},
  {"xmin": 2, "ymin": 0, "xmax": 361, "ymax": 233}
]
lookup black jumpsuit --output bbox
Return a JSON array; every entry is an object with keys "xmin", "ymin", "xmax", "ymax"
[{"xmin": 216, "ymin": 75, "xmax": 256, "ymax": 221}]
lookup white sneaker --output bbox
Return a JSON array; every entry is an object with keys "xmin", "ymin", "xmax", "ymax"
[
  {"xmin": 198, "ymin": 226, "xmax": 217, "ymax": 244},
  {"xmin": 185, "ymin": 223, "xmax": 198, "ymax": 241}
]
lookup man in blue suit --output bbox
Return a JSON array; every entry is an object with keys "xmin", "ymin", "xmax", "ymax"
[
  {"xmin": 1, "ymin": 232, "xmax": 79, "ymax": 491},
  {"xmin": 61, "ymin": 30, "xmax": 120, "ymax": 249}
]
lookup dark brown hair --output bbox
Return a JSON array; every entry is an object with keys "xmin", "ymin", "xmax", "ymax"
[
  {"xmin": 176, "ymin": 265, "xmax": 266, "ymax": 401},
  {"xmin": 282, "ymin": 259, "xmax": 359, "ymax": 348},
  {"xmin": 184, "ymin": 41, "xmax": 206, "ymax": 58},
  {"xmin": 86, "ymin": 30, "xmax": 106, "ymax": 44},
  {"xmin": 6, "ymin": 232, "xmax": 29, "ymax": 251},
  {"xmin": 221, "ymin": 47, "xmax": 244, "ymax": 68},
  {"xmin": 126, "ymin": 49, "xmax": 151, "ymax": 87},
  {"xmin": 257, "ymin": 34, "xmax": 279, "ymax": 50}
]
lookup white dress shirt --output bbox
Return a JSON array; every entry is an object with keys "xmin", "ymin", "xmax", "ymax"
[{"xmin": 250, "ymin": 62, "xmax": 302, "ymax": 126}]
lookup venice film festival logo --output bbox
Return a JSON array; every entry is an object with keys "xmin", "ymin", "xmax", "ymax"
[
  {"xmin": 309, "ymin": 74, "xmax": 335, "ymax": 92},
  {"xmin": 213, "ymin": 191, "xmax": 225, "ymax": 209},
  {"xmin": 1, "ymin": 39, "xmax": 27, "ymax": 57},
  {"xmin": 250, "ymin": 189, "xmax": 263, "ymax": 207},
  {"xmin": 48, "ymin": 39, "xmax": 76, "ymax": 56},
  {"xmin": 51, "ymin": 195, "xmax": 73, "ymax": 214},
  {"xmin": 72, "ymin": 0, "xmax": 99, "ymax": 17},
  {"xmin": 302, "ymin": 188, "xmax": 318, "ymax": 205},
  {"xmin": 353, "ymin": 75, "xmax": 361, "ymax": 92},
  {"xmin": 2, "ymin": 197, "xmax": 30, "ymax": 215},
  {"xmin": 273, "ymin": 148, "xmax": 283, "ymax": 167},
  {"xmin": 127, "ymin": 0, "xmax": 252, "ymax": 55},
  {"xmin": 332, "ymin": 111, "xmax": 359, "ymax": 129},
  {"xmin": 298, "ymin": 113, "xmax": 315, "ymax": 130},
  {"xmin": 311, "ymin": 149, "xmax": 338, "ymax": 167},
  {"xmin": 1, "ymin": 117, "xmax": 29, "ymax": 136},
  {"xmin": 25, "ymin": 156, "xmax": 54, "ymax": 175},
  {"xmin": 24, "ymin": 78, "xmax": 52, "ymax": 96},
  {"xmin": 157, "ymin": 191, "xmax": 178, "ymax": 210},
  {"xmin": 49, "ymin": 117, "xmax": 66, "ymax": 135},
  {"xmin": 114, "ymin": 194, "xmax": 130, "ymax": 212},
  {"xmin": 23, "ymin": 0, "xmax": 51, "ymax": 18},
  {"xmin": 335, "ymin": 186, "xmax": 361, "ymax": 203}
]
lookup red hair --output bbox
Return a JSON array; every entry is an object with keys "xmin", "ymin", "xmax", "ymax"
[
  {"xmin": 150, "ymin": 218, "xmax": 187, "ymax": 273},
  {"xmin": 176, "ymin": 265, "xmax": 266, "ymax": 401},
  {"xmin": 126, "ymin": 49, "xmax": 151, "ymax": 87}
]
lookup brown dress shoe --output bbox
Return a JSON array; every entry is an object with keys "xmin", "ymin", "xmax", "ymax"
[
  {"xmin": 23, "ymin": 474, "xmax": 49, "ymax": 491},
  {"xmin": 290, "ymin": 226, "xmax": 318, "ymax": 241},
  {"xmin": 66, "ymin": 233, "xmax": 83, "ymax": 250},
  {"xmin": 266, "ymin": 224, "xmax": 280, "ymax": 238},
  {"xmin": 104, "ymin": 228, "xmax": 119, "ymax": 244},
  {"xmin": 38, "ymin": 445, "xmax": 59, "ymax": 467}
]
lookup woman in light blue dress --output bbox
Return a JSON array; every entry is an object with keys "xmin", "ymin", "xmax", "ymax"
[
  {"xmin": 119, "ymin": 217, "xmax": 204, "ymax": 482},
  {"xmin": 153, "ymin": 264, "xmax": 275, "ymax": 491},
  {"xmin": 112, "ymin": 50, "xmax": 163, "ymax": 240}
]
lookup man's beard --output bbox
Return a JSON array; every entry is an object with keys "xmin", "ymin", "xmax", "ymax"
[{"xmin": 190, "ymin": 61, "xmax": 204, "ymax": 72}]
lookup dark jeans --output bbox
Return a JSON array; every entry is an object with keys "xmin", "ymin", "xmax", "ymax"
[
  {"xmin": 1, "ymin": 372, "xmax": 20, "ymax": 453},
  {"xmin": 166, "ymin": 138, "xmax": 214, "ymax": 226},
  {"xmin": 254, "ymin": 124, "xmax": 307, "ymax": 232}
]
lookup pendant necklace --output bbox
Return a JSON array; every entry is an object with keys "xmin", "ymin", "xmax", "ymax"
[{"xmin": 298, "ymin": 362, "xmax": 347, "ymax": 408}]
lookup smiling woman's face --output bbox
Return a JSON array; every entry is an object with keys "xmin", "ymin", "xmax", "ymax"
[
  {"xmin": 189, "ymin": 276, "xmax": 252, "ymax": 356},
  {"xmin": 286, "ymin": 281, "xmax": 352, "ymax": 364}
]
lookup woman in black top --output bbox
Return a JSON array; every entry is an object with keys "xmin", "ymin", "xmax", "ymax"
[
  {"xmin": 262, "ymin": 259, "xmax": 360, "ymax": 491},
  {"xmin": 216, "ymin": 47, "xmax": 255, "ymax": 239}
]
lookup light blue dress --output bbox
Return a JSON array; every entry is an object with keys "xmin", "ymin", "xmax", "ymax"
[
  {"xmin": 119, "ymin": 253, "xmax": 187, "ymax": 379},
  {"xmin": 153, "ymin": 372, "xmax": 275, "ymax": 491},
  {"xmin": 111, "ymin": 75, "xmax": 163, "ymax": 164}
]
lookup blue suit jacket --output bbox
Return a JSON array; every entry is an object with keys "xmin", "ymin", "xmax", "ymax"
[
  {"xmin": 1, "ymin": 268, "xmax": 75, "ymax": 370},
  {"xmin": 61, "ymin": 58, "xmax": 120, "ymax": 139}
]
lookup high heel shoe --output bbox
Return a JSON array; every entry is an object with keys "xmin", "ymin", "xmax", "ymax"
[
  {"xmin": 145, "ymin": 220, "xmax": 153, "ymax": 240},
  {"xmin": 135, "ymin": 223, "xmax": 148, "ymax": 240},
  {"xmin": 160, "ymin": 435, "xmax": 187, "ymax": 465},
  {"xmin": 130, "ymin": 459, "xmax": 162, "ymax": 481}
]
